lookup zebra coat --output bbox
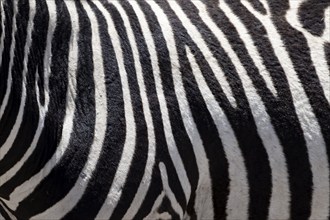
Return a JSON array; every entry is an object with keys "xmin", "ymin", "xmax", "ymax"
[{"xmin": 0, "ymin": 0, "xmax": 329, "ymax": 219}]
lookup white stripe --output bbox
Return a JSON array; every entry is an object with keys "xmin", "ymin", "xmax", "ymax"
[
  {"xmin": 143, "ymin": 0, "xmax": 192, "ymax": 202},
  {"xmin": 0, "ymin": 0, "xmax": 36, "ymax": 162},
  {"xmin": 0, "ymin": 0, "xmax": 55, "ymax": 192},
  {"xmin": 0, "ymin": 0, "xmax": 18, "ymax": 120},
  {"xmin": 242, "ymin": 1, "xmax": 330, "ymax": 219},
  {"xmin": 216, "ymin": 2, "xmax": 278, "ymax": 97},
  {"xmin": 31, "ymin": 1, "xmax": 108, "ymax": 218},
  {"xmin": 5, "ymin": 0, "xmax": 63, "ymax": 210},
  {"xmin": 92, "ymin": 1, "xmax": 137, "ymax": 219},
  {"xmin": 132, "ymin": 1, "xmax": 213, "ymax": 218},
  {"xmin": 0, "ymin": 1, "xmax": 6, "ymax": 63},
  {"xmin": 157, "ymin": 1, "xmax": 237, "ymax": 108},
  {"xmin": 158, "ymin": 162, "xmax": 183, "ymax": 218},
  {"xmin": 185, "ymin": 46, "xmax": 249, "ymax": 219},
  {"xmin": 323, "ymin": 7, "xmax": 330, "ymax": 41},
  {"xmin": 157, "ymin": 21, "xmax": 214, "ymax": 220},
  {"xmin": 166, "ymin": 1, "xmax": 249, "ymax": 218},
  {"xmin": 286, "ymin": 1, "xmax": 330, "ymax": 104},
  {"xmin": 143, "ymin": 192, "xmax": 165, "ymax": 220},
  {"xmin": 195, "ymin": 1, "xmax": 291, "ymax": 218},
  {"xmin": 0, "ymin": 199, "xmax": 17, "ymax": 220},
  {"xmin": 110, "ymin": 2, "xmax": 156, "ymax": 220}
]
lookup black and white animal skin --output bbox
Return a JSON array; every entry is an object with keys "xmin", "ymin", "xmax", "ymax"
[{"xmin": 0, "ymin": 0, "xmax": 329, "ymax": 219}]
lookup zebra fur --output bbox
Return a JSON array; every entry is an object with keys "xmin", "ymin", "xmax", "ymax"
[{"xmin": 0, "ymin": 0, "xmax": 329, "ymax": 219}]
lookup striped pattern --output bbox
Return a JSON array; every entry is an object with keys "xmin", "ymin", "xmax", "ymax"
[{"xmin": 0, "ymin": 0, "xmax": 329, "ymax": 219}]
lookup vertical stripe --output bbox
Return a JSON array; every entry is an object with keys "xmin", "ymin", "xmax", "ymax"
[
  {"xmin": 0, "ymin": 1, "xmax": 6, "ymax": 62},
  {"xmin": 323, "ymin": 7, "xmax": 330, "ymax": 41},
  {"xmin": 31, "ymin": 0, "xmax": 108, "ymax": 218},
  {"xmin": 0, "ymin": 0, "xmax": 13, "ymax": 108},
  {"xmin": 90, "ymin": 1, "xmax": 136, "ymax": 218},
  {"xmin": 0, "ymin": 0, "xmax": 36, "ymax": 162},
  {"xmin": 7, "ymin": 0, "xmax": 71, "ymax": 216},
  {"xmin": 0, "ymin": 0, "xmax": 52, "ymax": 191},
  {"xmin": 121, "ymin": 1, "xmax": 187, "ymax": 218},
  {"xmin": 6, "ymin": 0, "xmax": 73, "ymax": 210},
  {"xmin": 62, "ymin": 1, "xmax": 127, "ymax": 218},
  {"xmin": 131, "ymin": 1, "xmax": 213, "ymax": 218},
  {"xmin": 223, "ymin": 1, "xmax": 312, "ymax": 219},
  {"xmin": 146, "ymin": 3, "xmax": 214, "ymax": 216},
  {"xmin": 158, "ymin": 162, "xmax": 183, "ymax": 218},
  {"xmin": 242, "ymin": 1, "xmax": 329, "ymax": 218},
  {"xmin": 0, "ymin": 0, "xmax": 17, "ymax": 120},
  {"xmin": 138, "ymin": 0, "xmax": 191, "ymax": 206},
  {"xmin": 111, "ymin": 2, "xmax": 156, "ymax": 219},
  {"xmin": 215, "ymin": 2, "xmax": 291, "ymax": 218},
  {"xmin": 185, "ymin": 46, "xmax": 249, "ymax": 219}
]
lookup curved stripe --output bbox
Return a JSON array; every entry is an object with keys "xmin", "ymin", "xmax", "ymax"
[
  {"xmin": 6, "ymin": 0, "xmax": 73, "ymax": 210},
  {"xmin": 143, "ymin": 0, "xmax": 192, "ymax": 203},
  {"xmin": 0, "ymin": 1, "xmax": 6, "ymax": 63},
  {"xmin": 286, "ymin": 1, "xmax": 330, "ymax": 104},
  {"xmin": 158, "ymin": 162, "xmax": 183, "ymax": 218},
  {"xmin": 150, "ymin": 6, "xmax": 214, "ymax": 218},
  {"xmin": 216, "ymin": 3, "xmax": 277, "ymax": 97},
  {"xmin": 185, "ymin": 45, "xmax": 249, "ymax": 219},
  {"xmin": 242, "ymin": 1, "xmax": 330, "ymax": 218},
  {"xmin": 214, "ymin": 2, "xmax": 291, "ymax": 218},
  {"xmin": 79, "ymin": 1, "xmax": 135, "ymax": 218},
  {"xmin": 0, "ymin": 0, "xmax": 54, "ymax": 191},
  {"xmin": 109, "ymin": 2, "xmax": 157, "ymax": 219},
  {"xmin": 31, "ymin": 1, "xmax": 108, "ymax": 218},
  {"xmin": 0, "ymin": 199, "xmax": 16, "ymax": 220},
  {"xmin": 0, "ymin": 0, "xmax": 36, "ymax": 162},
  {"xmin": 144, "ymin": 192, "xmax": 166, "ymax": 219},
  {"xmin": 129, "ymin": 1, "xmax": 213, "ymax": 218},
  {"xmin": 156, "ymin": 1, "xmax": 237, "ymax": 108},
  {"xmin": 92, "ymin": 1, "xmax": 137, "ymax": 218},
  {"xmin": 0, "ymin": 0, "xmax": 17, "ymax": 121}
]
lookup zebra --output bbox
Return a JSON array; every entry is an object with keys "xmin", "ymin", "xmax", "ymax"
[{"xmin": 0, "ymin": 0, "xmax": 329, "ymax": 219}]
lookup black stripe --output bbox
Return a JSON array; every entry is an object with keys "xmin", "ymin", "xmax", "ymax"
[
  {"xmin": 0, "ymin": 3, "xmax": 2, "ymax": 42},
  {"xmin": 224, "ymin": 1, "xmax": 314, "ymax": 219},
  {"xmin": 0, "ymin": 0, "xmax": 70, "ymax": 203},
  {"xmin": 133, "ymin": 167, "xmax": 163, "ymax": 219},
  {"xmin": 175, "ymin": 1, "xmax": 273, "ymax": 219},
  {"xmin": 0, "ymin": 0, "xmax": 48, "ymax": 181},
  {"xmin": 147, "ymin": 0, "xmax": 200, "ymax": 215},
  {"xmin": 130, "ymin": 0, "xmax": 190, "ymax": 217},
  {"xmin": 63, "ymin": 1, "xmax": 127, "ymax": 219},
  {"xmin": 298, "ymin": 0, "xmax": 330, "ymax": 36},
  {"xmin": 272, "ymin": 0, "xmax": 330, "ymax": 159},
  {"xmin": 102, "ymin": 2, "xmax": 149, "ymax": 219},
  {"xmin": 0, "ymin": 0, "xmax": 13, "ymax": 106},
  {"xmin": 245, "ymin": 0, "xmax": 267, "ymax": 15},
  {"xmin": 270, "ymin": 2, "xmax": 330, "ymax": 215},
  {"xmin": 178, "ymin": 42, "xmax": 230, "ymax": 220},
  {"xmin": 118, "ymin": 0, "xmax": 180, "ymax": 217},
  {"xmin": 325, "ymin": 43, "xmax": 330, "ymax": 70},
  {"xmin": 14, "ymin": 0, "xmax": 101, "ymax": 218},
  {"xmin": 158, "ymin": 196, "xmax": 181, "ymax": 219},
  {"xmin": 0, "ymin": 0, "xmax": 29, "ymax": 157},
  {"xmin": 0, "ymin": 199, "xmax": 12, "ymax": 220}
]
